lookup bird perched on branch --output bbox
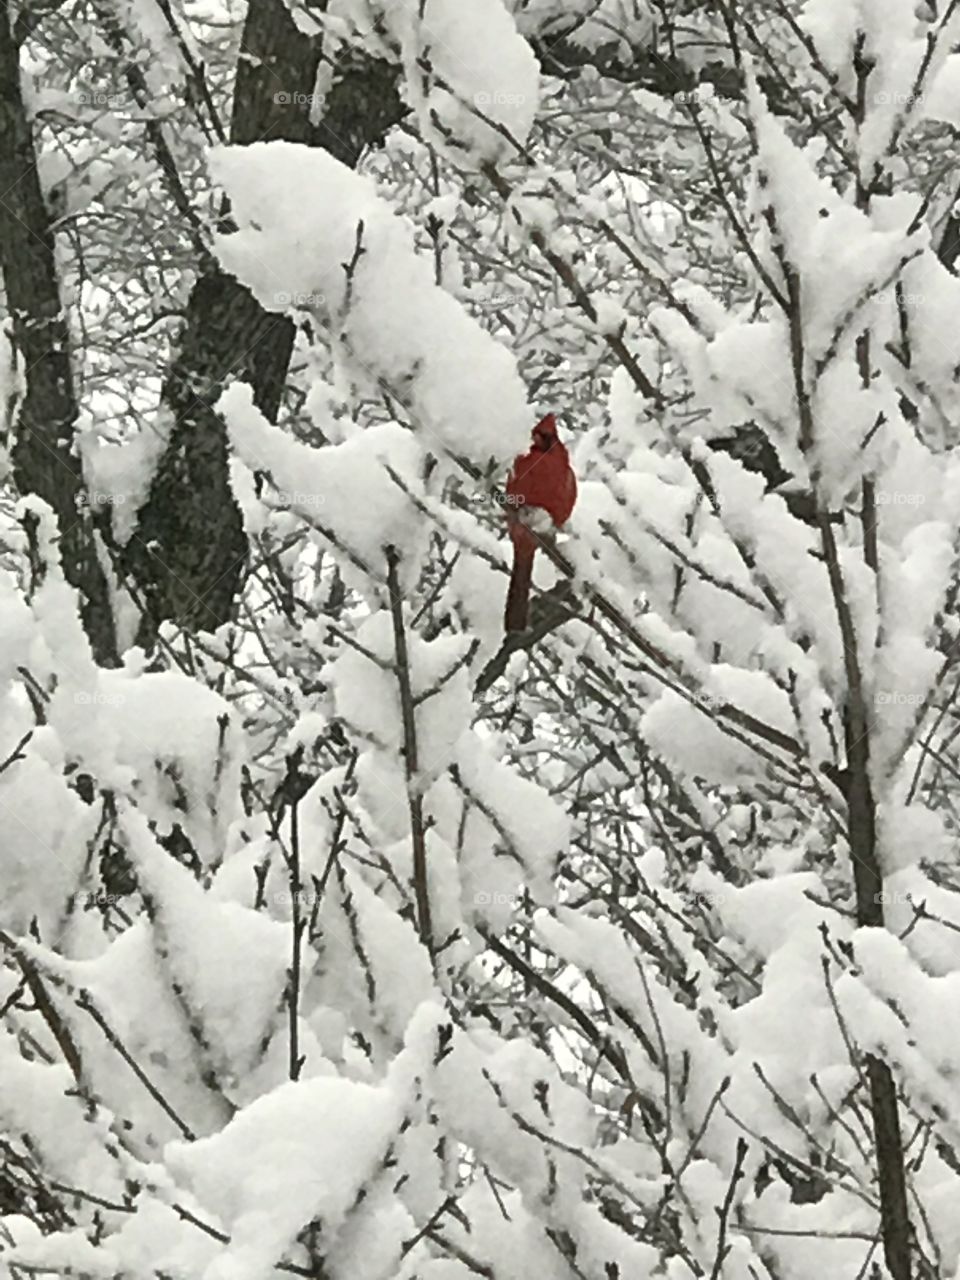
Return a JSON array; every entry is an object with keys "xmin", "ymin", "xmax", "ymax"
[{"xmin": 503, "ymin": 413, "xmax": 577, "ymax": 633}]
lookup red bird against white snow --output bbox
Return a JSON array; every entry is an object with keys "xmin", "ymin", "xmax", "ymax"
[{"xmin": 503, "ymin": 414, "xmax": 577, "ymax": 633}]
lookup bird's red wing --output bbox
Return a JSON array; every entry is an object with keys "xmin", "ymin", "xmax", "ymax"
[
  {"xmin": 501, "ymin": 419, "xmax": 575, "ymax": 634},
  {"xmin": 506, "ymin": 446, "xmax": 577, "ymax": 525},
  {"xmin": 504, "ymin": 447, "xmax": 535, "ymax": 504},
  {"xmin": 535, "ymin": 445, "xmax": 576, "ymax": 527},
  {"xmin": 555, "ymin": 464, "xmax": 577, "ymax": 527}
]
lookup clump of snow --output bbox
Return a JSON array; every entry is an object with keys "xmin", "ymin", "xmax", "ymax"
[
  {"xmin": 208, "ymin": 143, "xmax": 531, "ymax": 467},
  {"xmin": 750, "ymin": 88, "xmax": 921, "ymax": 367},
  {"xmin": 384, "ymin": 0, "xmax": 539, "ymax": 159},
  {"xmin": 58, "ymin": 668, "xmax": 245, "ymax": 865},
  {"xmin": 166, "ymin": 1074, "xmax": 402, "ymax": 1280},
  {"xmin": 119, "ymin": 808, "xmax": 291, "ymax": 1079},
  {"xmin": 78, "ymin": 412, "xmax": 170, "ymax": 545},
  {"xmin": 163, "ymin": 1004, "xmax": 448, "ymax": 1280},
  {"xmin": 798, "ymin": 0, "xmax": 858, "ymax": 81},
  {"xmin": 641, "ymin": 685, "xmax": 781, "ymax": 786},
  {"xmin": 923, "ymin": 55, "xmax": 960, "ymax": 127},
  {"xmin": 313, "ymin": 864, "xmax": 438, "ymax": 1043},
  {"xmin": 224, "ymin": 386, "xmax": 425, "ymax": 577},
  {"xmin": 0, "ymin": 743, "xmax": 93, "ymax": 934},
  {"xmin": 455, "ymin": 732, "xmax": 568, "ymax": 907}
]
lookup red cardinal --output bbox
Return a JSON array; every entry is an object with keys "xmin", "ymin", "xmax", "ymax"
[{"xmin": 503, "ymin": 413, "xmax": 577, "ymax": 633}]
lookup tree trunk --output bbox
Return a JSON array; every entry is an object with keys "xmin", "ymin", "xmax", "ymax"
[
  {"xmin": 122, "ymin": 0, "xmax": 403, "ymax": 646},
  {"xmin": 0, "ymin": 0, "xmax": 118, "ymax": 665}
]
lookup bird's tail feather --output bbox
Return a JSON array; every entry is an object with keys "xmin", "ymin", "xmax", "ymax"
[{"xmin": 504, "ymin": 540, "xmax": 536, "ymax": 633}]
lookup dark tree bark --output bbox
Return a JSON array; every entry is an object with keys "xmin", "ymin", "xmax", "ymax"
[
  {"xmin": 121, "ymin": 0, "xmax": 404, "ymax": 646},
  {"xmin": 117, "ymin": 0, "xmax": 319, "ymax": 643},
  {"xmin": 0, "ymin": 0, "xmax": 118, "ymax": 665},
  {"xmin": 2, "ymin": 0, "xmax": 405, "ymax": 653}
]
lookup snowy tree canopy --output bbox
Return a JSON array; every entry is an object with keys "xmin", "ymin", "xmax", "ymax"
[{"xmin": 4, "ymin": 2, "xmax": 960, "ymax": 1279}]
